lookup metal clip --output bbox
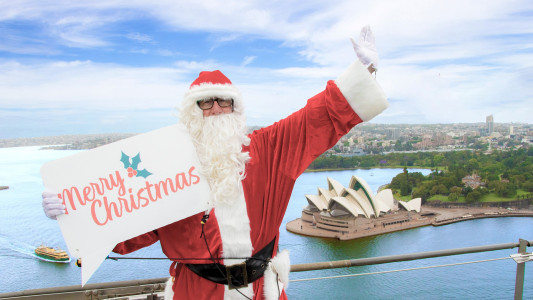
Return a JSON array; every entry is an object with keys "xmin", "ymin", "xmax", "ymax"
[
  {"xmin": 510, "ymin": 253, "xmax": 533, "ymax": 264},
  {"xmin": 226, "ymin": 262, "xmax": 248, "ymax": 290}
]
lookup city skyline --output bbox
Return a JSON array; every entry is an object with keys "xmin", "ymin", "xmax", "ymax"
[{"xmin": 1, "ymin": 1, "xmax": 532, "ymax": 138}]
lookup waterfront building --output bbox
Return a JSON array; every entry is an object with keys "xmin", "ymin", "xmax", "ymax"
[{"xmin": 300, "ymin": 176, "xmax": 422, "ymax": 235}]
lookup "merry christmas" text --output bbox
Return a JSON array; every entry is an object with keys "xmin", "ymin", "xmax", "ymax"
[{"xmin": 58, "ymin": 166, "xmax": 200, "ymax": 225}]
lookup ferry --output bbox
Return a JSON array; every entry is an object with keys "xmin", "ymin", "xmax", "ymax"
[{"xmin": 34, "ymin": 245, "xmax": 71, "ymax": 263}]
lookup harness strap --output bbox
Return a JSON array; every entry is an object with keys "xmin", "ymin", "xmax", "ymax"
[{"xmin": 185, "ymin": 237, "xmax": 276, "ymax": 289}]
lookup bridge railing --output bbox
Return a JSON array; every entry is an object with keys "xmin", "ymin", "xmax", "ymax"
[{"xmin": 0, "ymin": 238, "xmax": 530, "ymax": 300}]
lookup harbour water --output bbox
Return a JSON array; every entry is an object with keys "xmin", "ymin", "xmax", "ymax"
[{"xmin": 0, "ymin": 146, "xmax": 531, "ymax": 299}]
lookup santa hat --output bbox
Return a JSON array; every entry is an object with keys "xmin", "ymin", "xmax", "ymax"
[{"xmin": 182, "ymin": 70, "xmax": 243, "ymax": 113}]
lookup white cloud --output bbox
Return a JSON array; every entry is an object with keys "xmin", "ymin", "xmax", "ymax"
[
  {"xmin": 0, "ymin": 60, "xmax": 188, "ymax": 109},
  {"xmin": 0, "ymin": 0, "xmax": 532, "ymax": 138},
  {"xmin": 240, "ymin": 56, "xmax": 256, "ymax": 67},
  {"xmin": 126, "ymin": 32, "xmax": 152, "ymax": 43}
]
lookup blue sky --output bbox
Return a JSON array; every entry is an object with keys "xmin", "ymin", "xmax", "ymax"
[{"xmin": 1, "ymin": 0, "xmax": 532, "ymax": 138}]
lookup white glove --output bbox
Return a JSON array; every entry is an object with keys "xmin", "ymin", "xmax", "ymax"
[
  {"xmin": 351, "ymin": 25, "xmax": 379, "ymax": 71},
  {"xmin": 42, "ymin": 191, "xmax": 66, "ymax": 220}
]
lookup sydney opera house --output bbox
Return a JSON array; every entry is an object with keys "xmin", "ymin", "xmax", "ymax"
[{"xmin": 287, "ymin": 175, "xmax": 426, "ymax": 239}]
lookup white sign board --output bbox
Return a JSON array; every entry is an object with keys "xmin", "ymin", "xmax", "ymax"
[{"xmin": 41, "ymin": 124, "xmax": 212, "ymax": 286}]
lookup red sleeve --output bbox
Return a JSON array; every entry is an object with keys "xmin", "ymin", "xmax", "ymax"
[
  {"xmin": 254, "ymin": 80, "xmax": 362, "ymax": 180},
  {"xmin": 112, "ymin": 230, "xmax": 160, "ymax": 255},
  {"xmin": 243, "ymin": 80, "xmax": 363, "ymax": 249}
]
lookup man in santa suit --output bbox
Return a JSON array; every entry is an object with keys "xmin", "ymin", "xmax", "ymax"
[{"xmin": 42, "ymin": 26, "xmax": 388, "ymax": 300}]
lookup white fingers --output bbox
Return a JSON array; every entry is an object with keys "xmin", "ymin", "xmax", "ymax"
[
  {"xmin": 42, "ymin": 191, "xmax": 66, "ymax": 220},
  {"xmin": 351, "ymin": 25, "xmax": 379, "ymax": 71},
  {"xmin": 359, "ymin": 25, "xmax": 375, "ymax": 47}
]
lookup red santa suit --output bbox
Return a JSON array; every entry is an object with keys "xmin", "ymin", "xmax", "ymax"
[{"xmin": 112, "ymin": 60, "xmax": 388, "ymax": 300}]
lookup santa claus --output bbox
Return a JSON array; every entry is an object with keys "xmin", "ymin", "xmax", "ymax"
[{"xmin": 42, "ymin": 26, "xmax": 388, "ymax": 300}]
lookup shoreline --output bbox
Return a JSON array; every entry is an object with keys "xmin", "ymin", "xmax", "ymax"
[
  {"xmin": 303, "ymin": 166, "xmax": 433, "ymax": 173},
  {"xmin": 286, "ymin": 206, "xmax": 533, "ymax": 241}
]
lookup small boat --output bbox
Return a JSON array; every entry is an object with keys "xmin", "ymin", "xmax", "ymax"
[{"xmin": 34, "ymin": 245, "xmax": 71, "ymax": 263}]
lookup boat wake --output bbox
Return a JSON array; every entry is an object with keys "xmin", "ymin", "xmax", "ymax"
[
  {"xmin": 0, "ymin": 234, "xmax": 35, "ymax": 256},
  {"xmin": 0, "ymin": 234, "xmax": 67, "ymax": 262}
]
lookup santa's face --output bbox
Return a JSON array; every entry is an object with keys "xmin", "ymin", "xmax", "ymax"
[{"xmin": 198, "ymin": 98, "xmax": 234, "ymax": 117}]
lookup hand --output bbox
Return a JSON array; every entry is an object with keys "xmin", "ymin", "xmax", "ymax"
[
  {"xmin": 351, "ymin": 25, "xmax": 379, "ymax": 71},
  {"xmin": 42, "ymin": 191, "xmax": 66, "ymax": 220}
]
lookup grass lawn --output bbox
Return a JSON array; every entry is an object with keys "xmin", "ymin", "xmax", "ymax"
[
  {"xmin": 427, "ymin": 195, "xmax": 468, "ymax": 203},
  {"xmin": 392, "ymin": 191, "xmax": 414, "ymax": 201},
  {"xmin": 482, "ymin": 193, "xmax": 510, "ymax": 202},
  {"xmin": 395, "ymin": 189, "xmax": 531, "ymax": 203},
  {"xmin": 517, "ymin": 190, "xmax": 530, "ymax": 196}
]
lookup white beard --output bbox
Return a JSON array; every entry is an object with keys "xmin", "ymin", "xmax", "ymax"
[
  {"xmin": 187, "ymin": 113, "xmax": 250, "ymax": 206},
  {"xmin": 187, "ymin": 113, "xmax": 255, "ymax": 299}
]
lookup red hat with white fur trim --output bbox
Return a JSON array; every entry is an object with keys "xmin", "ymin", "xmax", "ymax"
[{"xmin": 183, "ymin": 70, "xmax": 243, "ymax": 112}]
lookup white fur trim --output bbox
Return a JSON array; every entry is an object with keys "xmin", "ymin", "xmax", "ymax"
[
  {"xmin": 215, "ymin": 182, "xmax": 254, "ymax": 300},
  {"xmin": 184, "ymin": 83, "xmax": 243, "ymax": 108},
  {"xmin": 164, "ymin": 277, "xmax": 174, "ymax": 300},
  {"xmin": 264, "ymin": 249, "xmax": 290, "ymax": 300},
  {"xmin": 334, "ymin": 60, "xmax": 388, "ymax": 122}
]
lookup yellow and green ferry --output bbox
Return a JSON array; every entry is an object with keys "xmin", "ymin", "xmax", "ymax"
[{"xmin": 34, "ymin": 245, "xmax": 71, "ymax": 263}]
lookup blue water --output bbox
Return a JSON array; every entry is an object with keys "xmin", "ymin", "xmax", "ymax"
[{"xmin": 0, "ymin": 146, "xmax": 532, "ymax": 299}]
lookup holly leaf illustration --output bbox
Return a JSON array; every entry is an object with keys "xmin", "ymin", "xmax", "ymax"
[
  {"xmin": 120, "ymin": 152, "xmax": 131, "ymax": 168},
  {"xmin": 136, "ymin": 169, "xmax": 152, "ymax": 178},
  {"xmin": 131, "ymin": 153, "xmax": 141, "ymax": 170}
]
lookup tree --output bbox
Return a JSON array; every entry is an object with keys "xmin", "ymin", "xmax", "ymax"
[
  {"xmin": 400, "ymin": 179, "xmax": 411, "ymax": 196},
  {"xmin": 430, "ymin": 184, "xmax": 448, "ymax": 196},
  {"xmin": 448, "ymin": 186, "xmax": 462, "ymax": 201},
  {"xmin": 495, "ymin": 181, "xmax": 517, "ymax": 198},
  {"xmin": 466, "ymin": 190, "xmax": 482, "ymax": 203},
  {"xmin": 466, "ymin": 158, "xmax": 479, "ymax": 173},
  {"xmin": 522, "ymin": 180, "xmax": 533, "ymax": 192},
  {"xmin": 448, "ymin": 192, "xmax": 459, "ymax": 201}
]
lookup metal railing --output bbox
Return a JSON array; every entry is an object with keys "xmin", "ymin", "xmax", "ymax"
[{"xmin": 0, "ymin": 238, "xmax": 530, "ymax": 300}]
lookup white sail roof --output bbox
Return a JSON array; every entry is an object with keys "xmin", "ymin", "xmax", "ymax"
[
  {"xmin": 348, "ymin": 176, "xmax": 379, "ymax": 214},
  {"xmin": 328, "ymin": 196, "xmax": 366, "ymax": 217},
  {"xmin": 398, "ymin": 198, "xmax": 422, "ymax": 213},
  {"xmin": 344, "ymin": 188, "xmax": 376, "ymax": 218},
  {"xmin": 305, "ymin": 194, "xmax": 328, "ymax": 211},
  {"xmin": 327, "ymin": 177, "xmax": 345, "ymax": 197},
  {"xmin": 306, "ymin": 175, "xmax": 419, "ymax": 219},
  {"xmin": 375, "ymin": 189, "xmax": 394, "ymax": 214},
  {"xmin": 318, "ymin": 187, "xmax": 334, "ymax": 202}
]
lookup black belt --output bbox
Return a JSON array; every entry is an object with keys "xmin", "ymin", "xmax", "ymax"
[{"xmin": 185, "ymin": 238, "xmax": 276, "ymax": 289}]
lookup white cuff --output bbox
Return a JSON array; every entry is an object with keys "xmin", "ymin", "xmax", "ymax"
[
  {"xmin": 263, "ymin": 249, "xmax": 290, "ymax": 300},
  {"xmin": 334, "ymin": 60, "xmax": 388, "ymax": 122}
]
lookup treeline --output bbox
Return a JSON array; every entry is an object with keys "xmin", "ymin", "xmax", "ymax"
[
  {"xmin": 309, "ymin": 147, "xmax": 533, "ymax": 203},
  {"xmin": 309, "ymin": 150, "xmax": 468, "ymax": 170},
  {"xmin": 389, "ymin": 147, "xmax": 533, "ymax": 203}
]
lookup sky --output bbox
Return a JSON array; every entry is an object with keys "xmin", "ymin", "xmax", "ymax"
[{"xmin": 1, "ymin": 0, "xmax": 532, "ymax": 138}]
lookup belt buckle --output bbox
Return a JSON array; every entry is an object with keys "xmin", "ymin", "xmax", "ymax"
[{"xmin": 226, "ymin": 262, "xmax": 248, "ymax": 290}]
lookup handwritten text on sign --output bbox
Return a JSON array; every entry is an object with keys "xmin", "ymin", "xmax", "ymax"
[
  {"xmin": 59, "ymin": 164, "xmax": 200, "ymax": 226},
  {"xmin": 41, "ymin": 124, "xmax": 212, "ymax": 286}
]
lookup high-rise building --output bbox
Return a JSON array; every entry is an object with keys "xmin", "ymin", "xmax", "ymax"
[
  {"xmin": 486, "ymin": 115, "xmax": 494, "ymax": 136},
  {"xmin": 387, "ymin": 128, "xmax": 401, "ymax": 140}
]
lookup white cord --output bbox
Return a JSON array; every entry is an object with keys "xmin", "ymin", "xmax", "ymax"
[{"xmin": 289, "ymin": 256, "xmax": 512, "ymax": 283}]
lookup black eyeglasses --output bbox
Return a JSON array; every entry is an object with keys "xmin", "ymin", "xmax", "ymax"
[{"xmin": 196, "ymin": 97, "xmax": 234, "ymax": 110}]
